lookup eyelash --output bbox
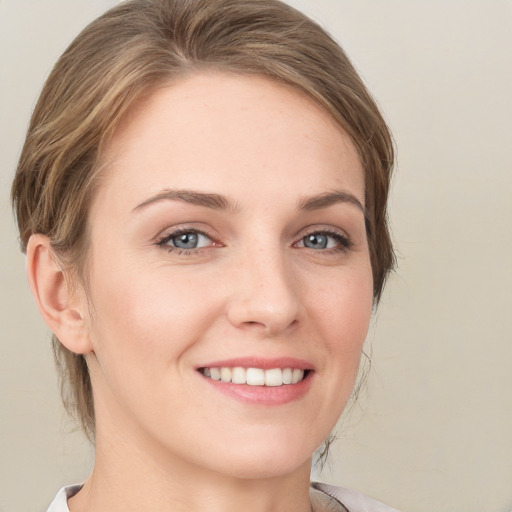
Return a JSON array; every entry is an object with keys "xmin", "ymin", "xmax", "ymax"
[
  {"xmin": 296, "ymin": 229, "xmax": 354, "ymax": 254},
  {"xmin": 155, "ymin": 227, "xmax": 353, "ymax": 255},
  {"xmin": 156, "ymin": 228, "xmax": 216, "ymax": 255}
]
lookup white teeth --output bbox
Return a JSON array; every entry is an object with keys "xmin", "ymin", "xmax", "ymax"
[
  {"xmin": 231, "ymin": 367, "xmax": 246, "ymax": 384},
  {"xmin": 210, "ymin": 367, "xmax": 221, "ymax": 380},
  {"xmin": 202, "ymin": 367, "xmax": 307, "ymax": 386},
  {"xmin": 246, "ymin": 368, "xmax": 265, "ymax": 386},
  {"xmin": 265, "ymin": 368, "xmax": 283, "ymax": 387},
  {"xmin": 282, "ymin": 367, "xmax": 293, "ymax": 384},
  {"xmin": 292, "ymin": 369, "xmax": 304, "ymax": 384},
  {"xmin": 220, "ymin": 367, "xmax": 232, "ymax": 382}
]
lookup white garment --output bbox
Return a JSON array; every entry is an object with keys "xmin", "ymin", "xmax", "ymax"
[
  {"xmin": 46, "ymin": 482, "xmax": 400, "ymax": 512},
  {"xmin": 47, "ymin": 485, "xmax": 82, "ymax": 512},
  {"xmin": 313, "ymin": 482, "xmax": 401, "ymax": 512}
]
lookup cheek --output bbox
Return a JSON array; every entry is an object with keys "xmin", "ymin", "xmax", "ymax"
[
  {"xmin": 83, "ymin": 265, "xmax": 224, "ymax": 423},
  {"xmin": 84, "ymin": 258, "xmax": 224, "ymax": 371},
  {"xmin": 313, "ymin": 262, "xmax": 373, "ymax": 343},
  {"xmin": 309, "ymin": 261, "xmax": 373, "ymax": 394}
]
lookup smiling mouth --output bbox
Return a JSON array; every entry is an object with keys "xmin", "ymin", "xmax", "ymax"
[{"xmin": 198, "ymin": 367, "xmax": 310, "ymax": 387}]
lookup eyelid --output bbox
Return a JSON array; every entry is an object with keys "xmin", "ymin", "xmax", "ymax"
[
  {"xmin": 155, "ymin": 225, "xmax": 221, "ymax": 253},
  {"xmin": 293, "ymin": 226, "xmax": 354, "ymax": 251},
  {"xmin": 154, "ymin": 222, "xmax": 214, "ymax": 241}
]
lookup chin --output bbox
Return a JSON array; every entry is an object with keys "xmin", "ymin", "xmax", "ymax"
[
  {"xmin": 220, "ymin": 455, "xmax": 312, "ymax": 481},
  {"xmin": 200, "ymin": 432, "xmax": 319, "ymax": 480}
]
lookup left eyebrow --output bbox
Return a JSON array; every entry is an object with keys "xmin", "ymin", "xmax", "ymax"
[{"xmin": 297, "ymin": 190, "xmax": 365, "ymax": 214}]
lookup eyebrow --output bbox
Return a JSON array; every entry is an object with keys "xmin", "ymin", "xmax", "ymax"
[
  {"xmin": 132, "ymin": 188, "xmax": 365, "ymax": 215},
  {"xmin": 297, "ymin": 190, "xmax": 365, "ymax": 214},
  {"xmin": 132, "ymin": 189, "xmax": 237, "ymax": 212}
]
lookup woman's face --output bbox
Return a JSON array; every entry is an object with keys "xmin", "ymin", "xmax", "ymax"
[{"xmin": 82, "ymin": 72, "xmax": 373, "ymax": 479}]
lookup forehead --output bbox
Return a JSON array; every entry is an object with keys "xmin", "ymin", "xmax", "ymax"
[{"xmin": 94, "ymin": 71, "xmax": 364, "ymax": 211}]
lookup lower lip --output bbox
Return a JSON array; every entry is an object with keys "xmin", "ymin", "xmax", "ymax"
[{"xmin": 199, "ymin": 371, "xmax": 313, "ymax": 406}]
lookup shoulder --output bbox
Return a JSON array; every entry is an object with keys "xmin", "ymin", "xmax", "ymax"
[
  {"xmin": 311, "ymin": 482, "xmax": 402, "ymax": 512},
  {"xmin": 47, "ymin": 485, "xmax": 83, "ymax": 512}
]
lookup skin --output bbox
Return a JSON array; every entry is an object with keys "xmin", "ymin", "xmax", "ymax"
[{"xmin": 27, "ymin": 72, "xmax": 373, "ymax": 512}]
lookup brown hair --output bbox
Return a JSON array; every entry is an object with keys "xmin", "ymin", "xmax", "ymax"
[{"xmin": 11, "ymin": 0, "xmax": 394, "ymax": 439}]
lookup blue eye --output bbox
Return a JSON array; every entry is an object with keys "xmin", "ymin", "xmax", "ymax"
[
  {"xmin": 172, "ymin": 232, "xmax": 199, "ymax": 249},
  {"xmin": 297, "ymin": 231, "xmax": 350, "ymax": 251},
  {"xmin": 303, "ymin": 233, "xmax": 329, "ymax": 249},
  {"xmin": 158, "ymin": 230, "xmax": 213, "ymax": 251}
]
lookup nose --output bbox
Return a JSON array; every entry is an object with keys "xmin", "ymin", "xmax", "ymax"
[{"xmin": 226, "ymin": 246, "xmax": 301, "ymax": 336}]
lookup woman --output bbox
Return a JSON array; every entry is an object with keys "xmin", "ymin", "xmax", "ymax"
[{"xmin": 11, "ymin": 0, "xmax": 397, "ymax": 510}]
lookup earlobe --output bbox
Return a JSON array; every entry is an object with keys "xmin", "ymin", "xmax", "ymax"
[{"xmin": 26, "ymin": 234, "xmax": 93, "ymax": 355}]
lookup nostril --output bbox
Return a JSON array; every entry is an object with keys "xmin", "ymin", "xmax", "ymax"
[{"xmin": 226, "ymin": 281, "xmax": 301, "ymax": 335}]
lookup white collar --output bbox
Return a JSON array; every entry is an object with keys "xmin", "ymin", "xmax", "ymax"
[{"xmin": 47, "ymin": 485, "xmax": 83, "ymax": 512}]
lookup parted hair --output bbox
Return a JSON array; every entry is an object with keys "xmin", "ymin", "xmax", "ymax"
[{"xmin": 11, "ymin": 0, "xmax": 395, "ymax": 439}]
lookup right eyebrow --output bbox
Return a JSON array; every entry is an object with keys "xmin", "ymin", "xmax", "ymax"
[{"xmin": 132, "ymin": 189, "xmax": 238, "ymax": 213}]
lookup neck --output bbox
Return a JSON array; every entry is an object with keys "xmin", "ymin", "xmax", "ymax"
[{"xmin": 68, "ymin": 421, "xmax": 314, "ymax": 512}]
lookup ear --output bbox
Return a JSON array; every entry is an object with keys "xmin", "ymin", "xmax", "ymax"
[{"xmin": 26, "ymin": 234, "xmax": 93, "ymax": 355}]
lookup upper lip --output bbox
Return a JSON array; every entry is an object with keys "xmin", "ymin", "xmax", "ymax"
[{"xmin": 196, "ymin": 357, "xmax": 314, "ymax": 371}]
